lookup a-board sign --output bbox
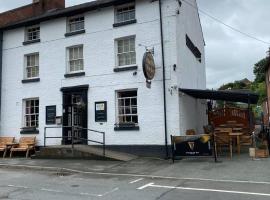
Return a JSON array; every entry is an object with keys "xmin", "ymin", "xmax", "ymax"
[
  {"xmin": 171, "ymin": 134, "xmax": 216, "ymax": 162},
  {"xmin": 46, "ymin": 105, "xmax": 56, "ymax": 125},
  {"xmin": 95, "ymin": 101, "xmax": 107, "ymax": 122}
]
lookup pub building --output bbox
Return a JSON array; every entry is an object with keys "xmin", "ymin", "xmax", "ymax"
[{"xmin": 0, "ymin": 0, "xmax": 206, "ymax": 157}]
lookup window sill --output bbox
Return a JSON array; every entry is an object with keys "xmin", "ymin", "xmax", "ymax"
[
  {"xmin": 22, "ymin": 39, "xmax": 40, "ymax": 45},
  {"xmin": 113, "ymin": 19, "xmax": 137, "ymax": 27},
  {"xmin": 64, "ymin": 72, "xmax": 85, "ymax": 78},
  {"xmin": 65, "ymin": 29, "xmax": 86, "ymax": 37},
  {"xmin": 22, "ymin": 78, "xmax": 40, "ymax": 83},
  {"xmin": 20, "ymin": 127, "xmax": 39, "ymax": 134},
  {"xmin": 114, "ymin": 65, "xmax": 138, "ymax": 72},
  {"xmin": 114, "ymin": 124, "xmax": 140, "ymax": 131}
]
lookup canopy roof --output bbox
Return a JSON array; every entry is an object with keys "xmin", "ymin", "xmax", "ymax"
[{"xmin": 179, "ymin": 88, "xmax": 259, "ymax": 104}]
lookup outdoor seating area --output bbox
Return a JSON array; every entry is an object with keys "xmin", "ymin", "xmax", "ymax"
[
  {"xmin": 0, "ymin": 136, "xmax": 36, "ymax": 158},
  {"xmin": 213, "ymin": 121, "xmax": 252, "ymax": 158}
]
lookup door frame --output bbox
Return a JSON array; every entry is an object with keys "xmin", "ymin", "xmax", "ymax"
[{"xmin": 61, "ymin": 85, "xmax": 89, "ymax": 145}]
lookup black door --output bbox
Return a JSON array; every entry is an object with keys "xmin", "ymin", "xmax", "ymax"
[{"xmin": 62, "ymin": 90, "xmax": 88, "ymax": 145}]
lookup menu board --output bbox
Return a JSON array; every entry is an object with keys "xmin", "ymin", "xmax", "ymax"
[
  {"xmin": 46, "ymin": 105, "xmax": 56, "ymax": 125},
  {"xmin": 95, "ymin": 102, "xmax": 107, "ymax": 122}
]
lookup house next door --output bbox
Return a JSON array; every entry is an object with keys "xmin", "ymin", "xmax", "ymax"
[{"xmin": 62, "ymin": 86, "xmax": 88, "ymax": 145}]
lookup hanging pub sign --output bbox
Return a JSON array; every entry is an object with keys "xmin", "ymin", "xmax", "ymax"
[
  {"xmin": 142, "ymin": 51, "xmax": 155, "ymax": 88},
  {"xmin": 46, "ymin": 105, "xmax": 56, "ymax": 125},
  {"xmin": 171, "ymin": 134, "xmax": 217, "ymax": 163},
  {"xmin": 95, "ymin": 101, "xmax": 107, "ymax": 122}
]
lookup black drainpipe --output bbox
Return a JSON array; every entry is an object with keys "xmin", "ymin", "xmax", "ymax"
[
  {"xmin": 158, "ymin": 0, "xmax": 169, "ymax": 158},
  {"xmin": 0, "ymin": 30, "xmax": 3, "ymax": 117}
]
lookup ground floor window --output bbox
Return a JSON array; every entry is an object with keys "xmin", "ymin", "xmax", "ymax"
[
  {"xmin": 116, "ymin": 90, "xmax": 138, "ymax": 125},
  {"xmin": 24, "ymin": 98, "xmax": 39, "ymax": 128}
]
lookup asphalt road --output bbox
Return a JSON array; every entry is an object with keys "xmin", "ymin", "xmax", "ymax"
[{"xmin": 0, "ymin": 168, "xmax": 270, "ymax": 200}]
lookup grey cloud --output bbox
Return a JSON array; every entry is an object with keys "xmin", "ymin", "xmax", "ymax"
[{"xmin": 197, "ymin": 0, "xmax": 270, "ymax": 89}]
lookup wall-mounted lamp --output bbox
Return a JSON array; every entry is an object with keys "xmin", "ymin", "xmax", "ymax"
[
  {"xmin": 173, "ymin": 64, "xmax": 177, "ymax": 71},
  {"xmin": 138, "ymin": 44, "xmax": 155, "ymax": 55},
  {"xmin": 178, "ymin": 0, "xmax": 182, "ymax": 7}
]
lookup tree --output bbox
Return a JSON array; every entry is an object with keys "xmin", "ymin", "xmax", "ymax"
[{"xmin": 253, "ymin": 58, "xmax": 268, "ymax": 83}]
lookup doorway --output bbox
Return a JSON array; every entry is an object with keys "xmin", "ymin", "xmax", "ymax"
[{"xmin": 62, "ymin": 86, "xmax": 88, "ymax": 145}]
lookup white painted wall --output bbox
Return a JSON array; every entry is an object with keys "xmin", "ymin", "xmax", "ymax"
[
  {"xmin": 0, "ymin": 0, "xmax": 206, "ymax": 146},
  {"xmin": 175, "ymin": 0, "xmax": 207, "ymax": 135}
]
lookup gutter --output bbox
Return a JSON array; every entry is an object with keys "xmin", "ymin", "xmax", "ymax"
[{"xmin": 158, "ymin": 0, "xmax": 169, "ymax": 158}]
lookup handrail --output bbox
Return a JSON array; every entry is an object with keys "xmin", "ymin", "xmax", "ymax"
[{"xmin": 44, "ymin": 125, "xmax": 105, "ymax": 156}]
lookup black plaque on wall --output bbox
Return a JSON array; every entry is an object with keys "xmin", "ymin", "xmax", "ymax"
[
  {"xmin": 46, "ymin": 105, "xmax": 56, "ymax": 125},
  {"xmin": 95, "ymin": 102, "xmax": 107, "ymax": 122}
]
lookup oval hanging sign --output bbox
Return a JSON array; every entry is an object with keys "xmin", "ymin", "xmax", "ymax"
[{"xmin": 142, "ymin": 51, "xmax": 155, "ymax": 80}]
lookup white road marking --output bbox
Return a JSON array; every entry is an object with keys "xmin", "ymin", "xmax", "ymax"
[
  {"xmin": 138, "ymin": 182, "xmax": 270, "ymax": 197},
  {"xmin": 2, "ymin": 164, "xmax": 270, "ymax": 186},
  {"xmin": 99, "ymin": 187, "xmax": 119, "ymax": 197},
  {"xmin": 40, "ymin": 188, "xmax": 62, "ymax": 193},
  {"xmin": 130, "ymin": 178, "xmax": 144, "ymax": 184},
  {"xmin": 5, "ymin": 184, "xmax": 118, "ymax": 197},
  {"xmin": 137, "ymin": 182, "xmax": 155, "ymax": 190},
  {"xmin": 7, "ymin": 185, "xmax": 29, "ymax": 189}
]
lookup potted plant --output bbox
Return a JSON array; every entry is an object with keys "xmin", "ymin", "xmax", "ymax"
[{"xmin": 256, "ymin": 142, "xmax": 269, "ymax": 158}]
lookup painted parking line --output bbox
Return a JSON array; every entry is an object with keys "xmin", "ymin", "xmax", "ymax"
[
  {"xmin": 130, "ymin": 178, "xmax": 144, "ymax": 184},
  {"xmin": 137, "ymin": 182, "xmax": 270, "ymax": 197}
]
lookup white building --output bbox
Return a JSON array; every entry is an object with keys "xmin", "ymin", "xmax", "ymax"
[{"xmin": 0, "ymin": 0, "xmax": 207, "ymax": 156}]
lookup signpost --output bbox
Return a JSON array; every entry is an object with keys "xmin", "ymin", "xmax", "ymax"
[{"xmin": 142, "ymin": 51, "xmax": 155, "ymax": 88}]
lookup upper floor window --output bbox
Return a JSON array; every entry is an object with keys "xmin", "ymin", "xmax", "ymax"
[
  {"xmin": 67, "ymin": 16, "xmax": 85, "ymax": 33},
  {"xmin": 116, "ymin": 37, "xmax": 136, "ymax": 67},
  {"xmin": 25, "ymin": 25, "xmax": 40, "ymax": 41},
  {"xmin": 25, "ymin": 53, "xmax": 39, "ymax": 79},
  {"xmin": 115, "ymin": 3, "xmax": 135, "ymax": 24},
  {"xmin": 67, "ymin": 45, "xmax": 84, "ymax": 73},
  {"xmin": 23, "ymin": 98, "xmax": 39, "ymax": 128}
]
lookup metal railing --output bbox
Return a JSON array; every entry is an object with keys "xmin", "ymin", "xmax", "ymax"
[{"xmin": 44, "ymin": 125, "xmax": 105, "ymax": 156}]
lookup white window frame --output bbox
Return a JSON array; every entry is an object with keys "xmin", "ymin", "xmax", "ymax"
[
  {"xmin": 116, "ymin": 89, "xmax": 138, "ymax": 125},
  {"xmin": 67, "ymin": 15, "xmax": 85, "ymax": 33},
  {"xmin": 115, "ymin": 3, "xmax": 136, "ymax": 24},
  {"xmin": 23, "ymin": 98, "xmax": 39, "ymax": 128},
  {"xmin": 66, "ymin": 45, "xmax": 84, "ymax": 73},
  {"xmin": 24, "ymin": 53, "xmax": 39, "ymax": 79},
  {"xmin": 115, "ymin": 36, "xmax": 136, "ymax": 67},
  {"xmin": 25, "ymin": 25, "xmax": 40, "ymax": 41}
]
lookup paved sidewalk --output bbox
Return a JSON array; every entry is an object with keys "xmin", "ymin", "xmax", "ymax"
[{"xmin": 0, "ymin": 154, "xmax": 269, "ymax": 183}]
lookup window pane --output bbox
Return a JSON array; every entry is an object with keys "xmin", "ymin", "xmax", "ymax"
[
  {"xmin": 117, "ymin": 90, "xmax": 138, "ymax": 124},
  {"xmin": 116, "ymin": 4, "xmax": 135, "ymax": 23},
  {"xmin": 68, "ymin": 46, "xmax": 83, "ymax": 72}
]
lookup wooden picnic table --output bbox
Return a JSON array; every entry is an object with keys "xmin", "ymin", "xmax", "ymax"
[{"xmin": 229, "ymin": 132, "xmax": 243, "ymax": 155}]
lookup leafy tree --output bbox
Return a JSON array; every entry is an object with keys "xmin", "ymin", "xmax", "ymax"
[{"xmin": 253, "ymin": 58, "xmax": 268, "ymax": 83}]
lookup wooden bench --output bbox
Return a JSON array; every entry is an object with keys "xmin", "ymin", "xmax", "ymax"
[
  {"xmin": 0, "ymin": 137, "xmax": 15, "ymax": 158},
  {"xmin": 10, "ymin": 137, "xmax": 36, "ymax": 158}
]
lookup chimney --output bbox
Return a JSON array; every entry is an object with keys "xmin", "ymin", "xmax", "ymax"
[{"xmin": 0, "ymin": 0, "xmax": 65, "ymax": 28}]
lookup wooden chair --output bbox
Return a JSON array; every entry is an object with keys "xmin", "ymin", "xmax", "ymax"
[
  {"xmin": 214, "ymin": 131, "xmax": 232, "ymax": 159},
  {"xmin": 240, "ymin": 135, "xmax": 253, "ymax": 147},
  {"xmin": 186, "ymin": 129, "xmax": 196, "ymax": 135},
  {"xmin": 10, "ymin": 137, "xmax": 36, "ymax": 158},
  {"xmin": 0, "ymin": 137, "xmax": 15, "ymax": 158},
  {"xmin": 203, "ymin": 125, "xmax": 213, "ymax": 134},
  {"xmin": 215, "ymin": 127, "xmax": 232, "ymax": 133}
]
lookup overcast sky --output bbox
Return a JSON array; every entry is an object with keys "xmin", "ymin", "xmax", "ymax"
[{"xmin": 1, "ymin": 0, "xmax": 269, "ymax": 89}]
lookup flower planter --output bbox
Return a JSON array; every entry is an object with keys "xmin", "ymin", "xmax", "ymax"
[{"xmin": 255, "ymin": 149, "xmax": 269, "ymax": 158}]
